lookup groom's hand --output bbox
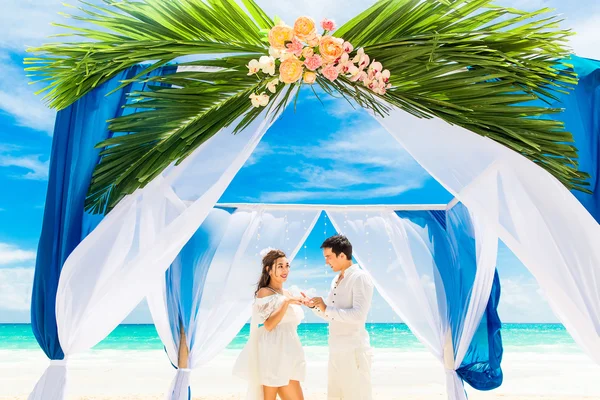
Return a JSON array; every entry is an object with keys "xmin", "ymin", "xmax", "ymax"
[
  {"xmin": 311, "ymin": 297, "xmax": 327, "ymax": 312},
  {"xmin": 300, "ymin": 292, "xmax": 315, "ymax": 308}
]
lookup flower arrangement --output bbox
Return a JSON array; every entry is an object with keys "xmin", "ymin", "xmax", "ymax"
[{"xmin": 247, "ymin": 17, "xmax": 391, "ymax": 107}]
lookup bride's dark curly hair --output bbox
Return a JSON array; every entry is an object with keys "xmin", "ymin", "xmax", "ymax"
[{"xmin": 256, "ymin": 249, "xmax": 286, "ymax": 296}]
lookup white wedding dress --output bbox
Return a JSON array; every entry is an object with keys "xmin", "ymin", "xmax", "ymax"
[{"xmin": 233, "ymin": 290, "xmax": 306, "ymax": 399}]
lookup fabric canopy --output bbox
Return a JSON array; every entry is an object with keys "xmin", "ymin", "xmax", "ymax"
[
  {"xmin": 327, "ymin": 203, "xmax": 501, "ymax": 400},
  {"xmin": 376, "ymin": 107, "xmax": 600, "ymax": 364},
  {"xmin": 28, "ymin": 65, "xmax": 173, "ymax": 400},
  {"xmin": 148, "ymin": 206, "xmax": 319, "ymax": 399},
  {"xmin": 31, "ymin": 55, "xmax": 600, "ymax": 400}
]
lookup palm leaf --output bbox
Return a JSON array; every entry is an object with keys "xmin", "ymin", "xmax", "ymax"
[
  {"xmin": 25, "ymin": 0, "xmax": 271, "ymax": 110},
  {"xmin": 26, "ymin": 0, "xmax": 590, "ymax": 214},
  {"xmin": 337, "ymin": 0, "xmax": 587, "ymax": 190}
]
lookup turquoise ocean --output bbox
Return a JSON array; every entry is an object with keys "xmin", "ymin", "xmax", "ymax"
[{"xmin": 0, "ymin": 323, "xmax": 580, "ymax": 353}]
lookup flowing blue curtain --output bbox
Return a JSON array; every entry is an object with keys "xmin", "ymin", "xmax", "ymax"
[
  {"xmin": 31, "ymin": 66, "xmax": 173, "ymax": 360},
  {"xmin": 397, "ymin": 206, "xmax": 503, "ymax": 391},
  {"xmin": 560, "ymin": 56, "xmax": 600, "ymax": 221},
  {"xmin": 445, "ymin": 205, "xmax": 502, "ymax": 390},
  {"xmin": 531, "ymin": 56, "xmax": 600, "ymax": 221}
]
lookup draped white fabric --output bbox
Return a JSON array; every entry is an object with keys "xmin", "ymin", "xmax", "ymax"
[
  {"xmin": 377, "ymin": 109, "xmax": 600, "ymax": 364},
  {"xmin": 148, "ymin": 207, "xmax": 320, "ymax": 399},
  {"xmin": 27, "ymin": 360, "xmax": 68, "ymax": 400},
  {"xmin": 326, "ymin": 206, "xmax": 497, "ymax": 400},
  {"xmin": 54, "ymin": 98, "xmax": 286, "ymax": 365}
]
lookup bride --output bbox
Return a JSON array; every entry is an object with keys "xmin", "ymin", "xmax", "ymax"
[{"xmin": 233, "ymin": 248, "xmax": 308, "ymax": 400}]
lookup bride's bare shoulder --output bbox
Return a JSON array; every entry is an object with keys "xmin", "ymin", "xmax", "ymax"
[{"xmin": 256, "ymin": 287, "xmax": 278, "ymax": 299}]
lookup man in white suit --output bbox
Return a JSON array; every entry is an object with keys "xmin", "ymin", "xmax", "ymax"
[{"xmin": 306, "ymin": 234, "xmax": 374, "ymax": 400}]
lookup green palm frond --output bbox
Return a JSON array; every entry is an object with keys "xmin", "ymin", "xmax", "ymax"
[
  {"xmin": 86, "ymin": 55, "xmax": 280, "ymax": 213},
  {"xmin": 25, "ymin": 0, "xmax": 272, "ymax": 110},
  {"xmin": 26, "ymin": 0, "xmax": 590, "ymax": 214},
  {"xmin": 336, "ymin": 0, "xmax": 586, "ymax": 190}
]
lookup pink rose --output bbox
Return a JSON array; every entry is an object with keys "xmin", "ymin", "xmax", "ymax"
[
  {"xmin": 321, "ymin": 64, "xmax": 339, "ymax": 82},
  {"xmin": 321, "ymin": 18, "xmax": 336, "ymax": 31},
  {"xmin": 304, "ymin": 55, "xmax": 323, "ymax": 71},
  {"xmin": 286, "ymin": 37, "xmax": 304, "ymax": 56}
]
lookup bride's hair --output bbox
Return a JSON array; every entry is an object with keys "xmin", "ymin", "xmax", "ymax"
[{"xmin": 256, "ymin": 249, "xmax": 286, "ymax": 295}]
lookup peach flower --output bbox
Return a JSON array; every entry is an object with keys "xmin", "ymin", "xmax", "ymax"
[
  {"xmin": 303, "ymin": 71, "xmax": 317, "ymax": 84},
  {"xmin": 268, "ymin": 25, "xmax": 294, "ymax": 50},
  {"xmin": 302, "ymin": 46, "xmax": 314, "ymax": 59},
  {"xmin": 306, "ymin": 34, "xmax": 321, "ymax": 47},
  {"xmin": 279, "ymin": 57, "xmax": 304, "ymax": 83},
  {"xmin": 319, "ymin": 35, "xmax": 344, "ymax": 63},
  {"xmin": 293, "ymin": 16, "xmax": 317, "ymax": 41}
]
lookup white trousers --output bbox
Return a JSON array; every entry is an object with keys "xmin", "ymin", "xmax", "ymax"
[{"xmin": 327, "ymin": 348, "xmax": 372, "ymax": 400}]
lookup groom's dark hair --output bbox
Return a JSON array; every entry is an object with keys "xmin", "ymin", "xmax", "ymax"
[{"xmin": 321, "ymin": 234, "xmax": 352, "ymax": 260}]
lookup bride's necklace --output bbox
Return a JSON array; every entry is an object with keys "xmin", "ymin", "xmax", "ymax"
[{"xmin": 268, "ymin": 286, "xmax": 284, "ymax": 295}]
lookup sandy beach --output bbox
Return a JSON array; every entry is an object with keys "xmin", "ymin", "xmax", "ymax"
[{"xmin": 1, "ymin": 347, "xmax": 599, "ymax": 400}]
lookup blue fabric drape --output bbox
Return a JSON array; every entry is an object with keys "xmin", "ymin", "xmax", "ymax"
[
  {"xmin": 31, "ymin": 66, "xmax": 173, "ymax": 360},
  {"xmin": 396, "ymin": 206, "xmax": 503, "ymax": 391},
  {"xmin": 445, "ymin": 205, "xmax": 502, "ymax": 390},
  {"xmin": 166, "ymin": 208, "xmax": 233, "ymax": 351},
  {"xmin": 530, "ymin": 56, "xmax": 600, "ymax": 221},
  {"xmin": 165, "ymin": 208, "xmax": 234, "ymax": 400}
]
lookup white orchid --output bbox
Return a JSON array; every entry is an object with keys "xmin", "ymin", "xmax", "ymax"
[{"xmin": 259, "ymin": 56, "xmax": 276, "ymax": 76}]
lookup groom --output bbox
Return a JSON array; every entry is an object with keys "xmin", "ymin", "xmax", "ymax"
[{"xmin": 305, "ymin": 234, "xmax": 374, "ymax": 400}]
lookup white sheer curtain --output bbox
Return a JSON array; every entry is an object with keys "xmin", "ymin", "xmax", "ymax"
[
  {"xmin": 27, "ymin": 359, "xmax": 67, "ymax": 400},
  {"xmin": 148, "ymin": 207, "xmax": 320, "ymax": 399},
  {"xmin": 52, "ymin": 94, "xmax": 290, "ymax": 398},
  {"xmin": 326, "ymin": 207, "xmax": 497, "ymax": 400},
  {"xmin": 377, "ymin": 109, "xmax": 600, "ymax": 364}
]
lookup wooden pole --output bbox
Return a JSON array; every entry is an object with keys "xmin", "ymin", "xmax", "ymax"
[{"xmin": 178, "ymin": 320, "xmax": 189, "ymax": 369}]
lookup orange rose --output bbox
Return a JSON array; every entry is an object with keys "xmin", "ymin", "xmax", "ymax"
[
  {"xmin": 319, "ymin": 35, "xmax": 344, "ymax": 63},
  {"xmin": 303, "ymin": 71, "xmax": 317, "ymax": 84},
  {"xmin": 268, "ymin": 25, "xmax": 294, "ymax": 50},
  {"xmin": 293, "ymin": 16, "xmax": 316, "ymax": 41},
  {"xmin": 279, "ymin": 57, "xmax": 304, "ymax": 84}
]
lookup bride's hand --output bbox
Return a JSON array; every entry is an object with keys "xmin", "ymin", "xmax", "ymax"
[
  {"xmin": 285, "ymin": 297, "xmax": 304, "ymax": 306},
  {"xmin": 300, "ymin": 292, "xmax": 314, "ymax": 308}
]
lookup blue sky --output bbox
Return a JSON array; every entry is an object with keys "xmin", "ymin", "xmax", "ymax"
[{"xmin": 1, "ymin": 0, "xmax": 599, "ymax": 324}]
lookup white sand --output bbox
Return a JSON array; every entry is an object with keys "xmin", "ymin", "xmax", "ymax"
[{"xmin": 1, "ymin": 348, "xmax": 599, "ymax": 399}]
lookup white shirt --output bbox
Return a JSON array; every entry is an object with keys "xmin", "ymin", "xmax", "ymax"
[{"xmin": 313, "ymin": 264, "xmax": 374, "ymax": 352}]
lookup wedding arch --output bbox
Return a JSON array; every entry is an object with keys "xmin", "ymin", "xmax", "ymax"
[{"xmin": 26, "ymin": 1, "xmax": 600, "ymax": 400}]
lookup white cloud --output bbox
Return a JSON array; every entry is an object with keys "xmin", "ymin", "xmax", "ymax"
[
  {"xmin": 0, "ymin": 242, "xmax": 36, "ymax": 266},
  {"xmin": 567, "ymin": 16, "xmax": 600, "ymax": 60},
  {"xmin": 0, "ymin": 51, "xmax": 55, "ymax": 133},
  {"xmin": 0, "ymin": 267, "xmax": 34, "ymax": 311},
  {"xmin": 498, "ymin": 276, "xmax": 558, "ymax": 323},
  {"xmin": 247, "ymin": 124, "xmax": 431, "ymax": 202},
  {"xmin": 0, "ymin": 154, "xmax": 49, "ymax": 180}
]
